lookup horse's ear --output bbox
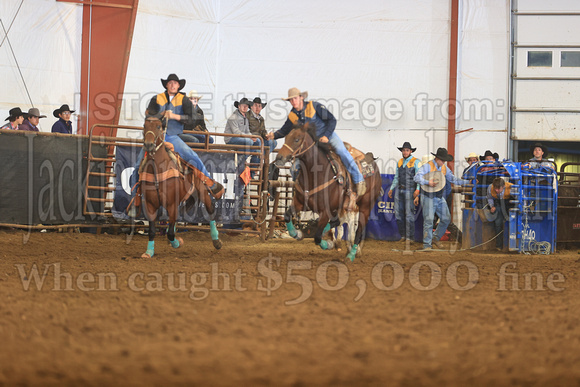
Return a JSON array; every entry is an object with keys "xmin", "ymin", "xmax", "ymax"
[{"xmin": 301, "ymin": 123, "xmax": 309, "ymax": 132}]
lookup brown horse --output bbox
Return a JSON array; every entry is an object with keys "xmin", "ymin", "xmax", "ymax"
[
  {"xmin": 275, "ymin": 123, "xmax": 381, "ymax": 261},
  {"xmin": 138, "ymin": 116, "xmax": 222, "ymax": 258}
]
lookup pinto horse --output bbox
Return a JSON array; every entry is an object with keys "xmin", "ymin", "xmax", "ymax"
[
  {"xmin": 275, "ymin": 123, "xmax": 381, "ymax": 261},
  {"xmin": 138, "ymin": 116, "xmax": 222, "ymax": 258}
]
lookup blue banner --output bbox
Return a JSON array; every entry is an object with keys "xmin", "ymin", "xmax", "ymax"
[
  {"xmin": 366, "ymin": 174, "xmax": 424, "ymax": 241},
  {"xmin": 113, "ymin": 146, "xmax": 246, "ymax": 224}
]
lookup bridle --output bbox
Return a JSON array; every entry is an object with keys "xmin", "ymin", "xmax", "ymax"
[
  {"xmin": 143, "ymin": 116, "xmax": 167, "ymax": 154},
  {"xmin": 282, "ymin": 131, "xmax": 316, "ymax": 160}
]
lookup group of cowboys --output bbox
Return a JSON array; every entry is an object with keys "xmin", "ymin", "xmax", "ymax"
[
  {"xmin": 3, "ymin": 73, "xmax": 555, "ymax": 249},
  {"xmin": 389, "ymin": 141, "xmax": 553, "ymax": 251},
  {"xmin": 2, "ymin": 104, "xmax": 75, "ymax": 133}
]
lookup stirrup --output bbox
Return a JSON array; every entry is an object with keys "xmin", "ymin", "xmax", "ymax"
[{"xmin": 208, "ymin": 181, "xmax": 224, "ymax": 200}]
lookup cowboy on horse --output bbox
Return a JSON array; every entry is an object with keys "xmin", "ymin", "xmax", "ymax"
[
  {"xmin": 266, "ymin": 87, "xmax": 367, "ymax": 197},
  {"xmin": 128, "ymin": 74, "xmax": 224, "ymax": 216}
]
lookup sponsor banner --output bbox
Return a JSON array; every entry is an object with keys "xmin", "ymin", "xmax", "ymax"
[
  {"xmin": 0, "ymin": 132, "xmax": 107, "ymax": 225},
  {"xmin": 366, "ymin": 174, "xmax": 424, "ymax": 241}
]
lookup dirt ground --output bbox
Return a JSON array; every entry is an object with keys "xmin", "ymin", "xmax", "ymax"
[{"xmin": 0, "ymin": 228, "xmax": 579, "ymax": 386}]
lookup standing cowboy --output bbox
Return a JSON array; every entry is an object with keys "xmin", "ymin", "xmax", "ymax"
[
  {"xmin": 267, "ymin": 87, "xmax": 366, "ymax": 196},
  {"xmin": 414, "ymin": 147, "xmax": 469, "ymax": 250},
  {"xmin": 388, "ymin": 142, "xmax": 420, "ymax": 242},
  {"xmin": 131, "ymin": 74, "xmax": 223, "ymax": 202}
]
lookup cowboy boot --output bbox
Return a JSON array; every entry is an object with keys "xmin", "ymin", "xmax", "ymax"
[{"xmin": 187, "ymin": 167, "xmax": 224, "ymax": 199}]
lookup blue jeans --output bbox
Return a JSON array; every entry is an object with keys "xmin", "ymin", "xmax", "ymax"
[
  {"xmin": 178, "ymin": 133, "xmax": 214, "ymax": 144},
  {"xmin": 228, "ymin": 137, "xmax": 277, "ymax": 166},
  {"xmin": 395, "ymin": 189, "xmax": 416, "ymax": 240},
  {"xmin": 420, "ymin": 194, "xmax": 450, "ymax": 248},
  {"xmin": 328, "ymin": 132, "xmax": 364, "ymax": 184},
  {"xmin": 130, "ymin": 134, "xmax": 211, "ymax": 189}
]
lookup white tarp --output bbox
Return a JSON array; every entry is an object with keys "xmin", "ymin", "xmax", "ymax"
[
  {"xmin": 0, "ymin": 0, "xmax": 82, "ymax": 132},
  {"xmin": 1, "ymin": 0, "xmax": 511, "ymax": 170}
]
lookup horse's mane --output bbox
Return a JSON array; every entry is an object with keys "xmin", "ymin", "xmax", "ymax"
[{"xmin": 299, "ymin": 122, "xmax": 331, "ymax": 153}]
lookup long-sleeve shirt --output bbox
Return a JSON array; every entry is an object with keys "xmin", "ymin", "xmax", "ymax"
[
  {"xmin": 486, "ymin": 182, "xmax": 513, "ymax": 208},
  {"xmin": 389, "ymin": 155, "xmax": 420, "ymax": 191},
  {"xmin": 414, "ymin": 161, "xmax": 469, "ymax": 187},
  {"xmin": 51, "ymin": 118, "xmax": 73, "ymax": 134},
  {"xmin": 273, "ymin": 100, "xmax": 336, "ymax": 140},
  {"xmin": 224, "ymin": 109, "xmax": 250, "ymax": 143},
  {"xmin": 19, "ymin": 120, "xmax": 39, "ymax": 132}
]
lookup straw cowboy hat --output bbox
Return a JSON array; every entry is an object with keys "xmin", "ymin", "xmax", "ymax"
[
  {"xmin": 421, "ymin": 171, "xmax": 446, "ymax": 193},
  {"xmin": 431, "ymin": 147, "xmax": 454, "ymax": 162},
  {"xmin": 418, "ymin": 154, "xmax": 435, "ymax": 168},
  {"xmin": 283, "ymin": 87, "xmax": 308, "ymax": 101},
  {"xmin": 161, "ymin": 73, "xmax": 186, "ymax": 90},
  {"xmin": 5, "ymin": 107, "xmax": 25, "ymax": 121},
  {"xmin": 464, "ymin": 152, "xmax": 478, "ymax": 162},
  {"xmin": 234, "ymin": 97, "xmax": 253, "ymax": 108},
  {"xmin": 397, "ymin": 141, "xmax": 416, "ymax": 152},
  {"xmin": 53, "ymin": 104, "xmax": 75, "ymax": 118},
  {"xmin": 26, "ymin": 108, "xmax": 46, "ymax": 119},
  {"xmin": 252, "ymin": 97, "xmax": 267, "ymax": 108},
  {"xmin": 187, "ymin": 90, "xmax": 202, "ymax": 100},
  {"xmin": 530, "ymin": 142, "xmax": 548, "ymax": 155}
]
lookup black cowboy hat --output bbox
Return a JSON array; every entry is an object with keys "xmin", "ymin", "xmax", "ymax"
[
  {"xmin": 431, "ymin": 147, "xmax": 454, "ymax": 162},
  {"xmin": 397, "ymin": 141, "xmax": 416, "ymax": 152},
  {"xmin": 5, "ymin": 107, "xmax": 25, "ymax": 121},
  {"xmin": 479, "ymin": 150, "xmax": 499, "ymax": 161},
  {"xmin": 530, "ymin": 142, "xmax": 548, "ymax": 155},
  {"xmin": 252, "ymin": 97, "xmax": 267, "ymax": 108},
  {"xmin": 53, "ymin": 104, "xmax": 76, "ymax": 118},
  {"xmin": 161, "ymin": 73, "xmax": 186, "ymax": 90},
  {"xmin": 234, "ymin": 97, "xmax": 253, "ymax": 108}
]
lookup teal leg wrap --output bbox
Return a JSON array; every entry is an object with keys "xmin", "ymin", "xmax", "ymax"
[
  {"xmin": 145, "ymin": 241, "xmax": 155, "ymax": 257},
  {"xmin": 320, "ymin": 240, "xmax": 329, "ymax": 250},
  {"xmin": 210, "ymin": 220, "xmax": 219, "ymax": 240},
  {"xmin": 170, "ymin": 238, "xmax": 180, "ymax": 248},
  {"xmin": 322, "ymin": 223, "xmax": 331, "ymax": 234},
  {"xmin": 347, "ymin": 244, "xmax": 358, "ymax": 262},
  {"xmin": 286, "ymin": 222, "xmax": 297, "ymax": 238}
]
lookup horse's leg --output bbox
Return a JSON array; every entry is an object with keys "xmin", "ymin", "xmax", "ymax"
[
  {"xmin": 142, "ymin": 221, "xmax": 156, "ymax": 258},
  {"xmin": 314, "ymin": 213, "xmax": 333, "ymax": 250},
  {"xmin": 284, "ymin": 197, "xmax": 304, "ymax": 240},
  {"xmin": 165, "ymin": 187, "xmax": 183, "ymax": 249},
  {"xmin": 347, "ymin": 208, "xmax": 369, "ymax": 262},
  {"xmin": 328, "ymin": 217, "xmax": 342, "ymax": 251},
  {"xmin": 203, "ymin": 182, "xmax": 223, "ymax": 249}
]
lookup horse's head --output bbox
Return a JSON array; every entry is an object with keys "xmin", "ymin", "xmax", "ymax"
[
  {"xmin": 143, "ymin": 115, "xmax": 164, "ymax": 153},
  {"xmin": 275, "ymin": 122, "xmax": 316, "ymax": 166}
]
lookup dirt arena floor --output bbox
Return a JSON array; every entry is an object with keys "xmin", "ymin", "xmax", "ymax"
[{"xmin": 1, "ymin": 228, "xmax": 579, "ymax": 386}]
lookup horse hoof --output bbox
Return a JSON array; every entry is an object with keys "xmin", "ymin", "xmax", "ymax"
[
  {"xmin": 176, "ymin": 237, "xmax": 184, "ymax": 248},
  {"xmin": 141, "ymin": 253, "xmax": 152, "ymax": 259},
  {"xmin": 326, "ymin": 240, "xmax": 335, "ymax": 250},
  {"xmin": 212, "ymin": 239, "xmax": 223, "ymax": 250},
  {"xmin": 295, "ymin": 230, "xmax": 304, "ymax": 241}
]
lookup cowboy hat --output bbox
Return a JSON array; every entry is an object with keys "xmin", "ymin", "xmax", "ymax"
[
  {"xmin": 421, "ymin": 171, "xmax": 446, "ymax": 193},
  {"xmin": 283, "ymin": 87, "xmax": 308, "ymax": 101},
  {"xmin": 464, "ymin": 152, "xmax": 478, "ymax": 162},
  {"xmin": 431, "ymin": 147, "xmax": 453, "ymax": 162},
  {"xmin": 234, "ymin": 97, "xmax": 253, "ymax": 108},
  {"xmin": 161, "ymin": 73, "xmax": 186, "ymax": 90},
  {"xmin": 397, "ymin": 141, "xmax": 416, "ymax": 152},
  {"xmin": 186, "ymin": 90, "xmax": 202, "ymax": 100},
  {"xmin": 26, "ymin": 108, "xmax": 46, "ymax": 119},
  {"xmin": 4, "ymin": 107, "xmax": 25, "ymax": 121},
  {"xmin": 53, "ymin": 104, "xmax": 75, "ymax": 118},
  {"xmin": 252, "ymin": 97, "xmax": 267, "ymax": 108},
  {"xmin": 418, "ymin": 154, "xmax": 435, "ymax": 168},
  {"xmin": 479, "ymin": 150, "xmax": 499, "ymax": 161},
  {"xmin": 530, "ymin": 142, "xmax": 548, "ymax": 155}
]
